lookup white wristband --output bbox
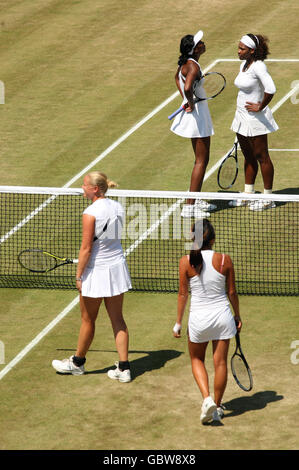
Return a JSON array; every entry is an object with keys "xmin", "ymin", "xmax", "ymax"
[{"xmin": 173, "ymin": 323, "xmax": 181, "ymax": 334}]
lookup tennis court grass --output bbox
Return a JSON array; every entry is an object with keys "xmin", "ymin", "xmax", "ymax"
[{"xmin": 0, "ymin": 0, "xmax": 298, "ymax": 451}]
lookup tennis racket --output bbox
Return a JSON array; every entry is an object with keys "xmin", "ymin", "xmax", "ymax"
[
  {"xmin": 231, "ymin": 331, "xmax": 253, "ymax": 392},
  {"xmin": 18, "ymin": 218, "xmax": 112, "ymax": 273},
  {"xmin": 18, "ymin": 249, "xmax": 78, "ymax": 273},
  {"xmin": 168, "ymin": 71, "xmax": 226, "ymax": 120},
  {"xmin": 217, "ymin": 140, "xmax": 239, "ymax": 189}
]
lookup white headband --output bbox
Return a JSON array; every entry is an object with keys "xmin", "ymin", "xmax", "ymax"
[
  {"xmin": 240, "ymin": 34, "xmax": 259, "ymax": 49},
  {"xmin": 188, "ymin": 30, "xmax": 204, "ymax": 55}
]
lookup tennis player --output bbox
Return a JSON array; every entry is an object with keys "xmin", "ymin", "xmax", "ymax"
[
  {"xmin": 230, "ymin": 34, "xmax": 278, "ymax": 211},
  {"xmin": 170, "ymin": 30, "xmax": 216, "ymax": 218},
  {"xmin": 173, "ymin": 219, "xmax": 242, "ymax": 424},
  {"xmin": 52, "ymin": 171, "xmax": 132, "ymax": 382}
]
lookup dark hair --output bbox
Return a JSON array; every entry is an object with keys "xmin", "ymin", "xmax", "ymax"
[
  {"xmin": 178, "ymin": 34, "xmax": 194, "ymax": 66},
  {"xmin": 189, "ymin": 219, "xmax": 215, "ymax": 275},
  {"xmin": 247, "ymin": 33, "xmax": 270, "ymax": 61}
]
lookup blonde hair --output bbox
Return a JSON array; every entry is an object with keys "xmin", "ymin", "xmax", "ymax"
[{"xmin": 87, "ymin": 171, "xmax": 118, "ymax": 195}]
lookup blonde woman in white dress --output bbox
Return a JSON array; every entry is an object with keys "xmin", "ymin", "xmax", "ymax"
[
  {"xmin": 173, "ymin": 219, "xmax": 242, "ymax": 424},
  {"xmin": 230, "ymin": 34, "xmax": 279, "ymax": 211},
  {"xmin": 171, "ymin": 30, "xmax": 216, "ymax": 218},
  {"xmin": 52, "ymin": 172, "xmax": 132, "ymax": 382}
]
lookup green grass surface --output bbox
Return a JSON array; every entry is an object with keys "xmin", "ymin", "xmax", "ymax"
[{"xmin": 0, "ymin": 0, "xmax": 298, "ymax": 451}]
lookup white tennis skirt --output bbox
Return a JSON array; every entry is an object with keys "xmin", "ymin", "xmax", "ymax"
[
  {"xmin": 231, "ymin": 105, "xmax": 279, "ymax": 137},
  {"xmin": 188, "ymin": 305, "xmax": 236, "ymax": 343},
  {"xmin": 170, "ymin": 101, "xmax": 214, "ymax": 138},
  {"xmin": 81, "ymin": 258, "xmax": 132, "ymax": 298}
]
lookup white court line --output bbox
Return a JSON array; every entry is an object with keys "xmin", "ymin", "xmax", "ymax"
[
  {"xmin": 0, "ymin": 298, "xmax": 79, "ymax": 380},
  {"xmin": 63, "ymin": 60, "xmax": 218, "ymax": 188},
  {"xmin": 1, "ymin": 58, "xmax": 299, "ymax": 381}
]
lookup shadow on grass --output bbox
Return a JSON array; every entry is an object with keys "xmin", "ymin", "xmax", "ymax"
[
  {"xmin": 223, "ymin": 390, "xmax": 284, "ymax": 418},
  {"xmin": 56, "ymin": 348, "xmax": 183, "ymax": 380}
]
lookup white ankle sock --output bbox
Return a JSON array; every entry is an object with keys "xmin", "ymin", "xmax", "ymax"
[
  {"xmin": 244, "ymin": 184, "xmax": 255, "ymax": 193},
  {"xmin": 264, "ymin": 189, "xmax": 272, "ymax": 195}
]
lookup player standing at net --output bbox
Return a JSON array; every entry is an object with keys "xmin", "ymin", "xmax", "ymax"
[
  {"xmin": 52, "ymin": 172, "xmax": 132, "ymax": 382},
  {"xmin": 170, "ymin": 30, "xmax": 216, "ymax": 218},
  {"xmin": 173, "ymin": 219, "xmax": 242, "ymax": 424},
  {"xmin": 230, "ymin": 34, "xmax": 279, "ymax": 211}
]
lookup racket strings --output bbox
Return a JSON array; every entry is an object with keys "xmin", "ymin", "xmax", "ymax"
[
  {"xmin": 218, "ymin": 154, "xmax": 238, "ymax": 188},
  {"xmin": 204, "ymin": 75, "xmax": 224, "ymax": 96},
  {"xmin": 232, "ymin": 355, "xmax": 252, "ymax": 390},
  {"xmin": 20, "ymin": 251, "xmax": 56, "ymax": 272},
  {"xmin": 194, "ymin": 73, "xmax": 225, "ymax": 99}
]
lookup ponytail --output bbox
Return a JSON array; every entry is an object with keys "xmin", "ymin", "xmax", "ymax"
[
  {"xmin": 88, "ymin": 171, "xmax": 118, "ymax": 194},
  {"xmin": 189, "ymin": 219, "xmax": 215, "ymax": 274},
  {"xmin": 178, "ymin": 34, "xmax": 194, "ymax": 66}
]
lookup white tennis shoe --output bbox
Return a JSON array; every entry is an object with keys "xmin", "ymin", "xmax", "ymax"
[
  {"xmin": 228, "ymin": 199, "xmax": 248, "ymax": 207},
  {"xmin": 107, "ymin": 362, "xmax": 131, "ymax": 383},
  {"xmin": 248, "ymin": 199, "xmax": 276, "ymax": 211},
  {"xmin": 212, "ymin": 405, "xmax": 225, "ymax": 422},
  {"xmin": 194, "ymin": 206, "xmax": 210, "ymax": 219},
  {"xmin": 181, "ymin": 202, "xmax": 212, "ymax": 219},
  {"xmin": 52, "ymin": 356, "xmax": 85, "ymax": 375},
  {"xmin": 195, "ymin": 199, "xmax": 217, "ymax": 211},
  {"xmin": 200, "ymin": 396, "xmax": 217, "ymax": 424},
  {"xmin": 181, "ymin": 204, "xmax": 194, "ymax": 218}
]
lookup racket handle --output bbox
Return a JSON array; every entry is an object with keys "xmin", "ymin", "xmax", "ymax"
[{"xmin": 168, "ymin": 104, "xmax": 187, "ymax": 120}]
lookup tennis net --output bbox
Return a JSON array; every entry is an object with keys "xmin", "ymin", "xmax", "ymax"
[{"xmin": 0, "ymin": 186, "xmax": 298, "ymax": 295}]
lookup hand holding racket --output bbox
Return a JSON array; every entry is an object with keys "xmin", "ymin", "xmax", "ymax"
[
  {"xmin": 168, "ymin": 71, "xmax": 226, "ymax": 120},
  {"xmin": 217, "ymin": 140, "xmax": 239, "ymax": 189},
  {"xmin": 231, "ymin": 330, "xmax": 253, "ymax": 392}
]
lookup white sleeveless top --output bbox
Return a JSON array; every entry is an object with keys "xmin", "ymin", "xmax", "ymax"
[
  {"xmin": 178, "ymin": 58, "xmax": 207, "ymax": 101},
  {"xmin": 170, "ymin": 59, "xmax": 214, "ymax": 138},
  {"xmin": 189, "ymin": 250, "xmax": 229, "ymax": 309},
  {"xmin": 188, "ymin": 250, "xmax": 236, "ymax": 342}
]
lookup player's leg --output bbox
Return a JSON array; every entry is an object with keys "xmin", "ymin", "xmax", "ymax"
[
  {"xmin": 237, "ymin": 133, "xmax": 258, "ymax": 188},
  {"xmin": 52, "ymin": 295, "xmax": 101, "ymax": 375},
  {"xmin": 75, "ymin": 295, "xmax": 102, "ymax": 358},
  {"xmin": 212, "ymin": 339, "xmax": 230, "ymax": 407},
  {"xmin": 251, "ymin": 133, "xmax": 274, "ymax": 191},
  {"xmin": 105, "ymin": 294, "xmax": 131, "ymax": 382},
  {"xmin": 105, "ymin": 294, "xmax": 129, "ymax": 363},
  {"xmin": 189, "ymin": 136, "xmax": 210, "ymax": 195},
  {"xmin": 188, "ymin": 338, "xmax": 210, "ymax": 397}
]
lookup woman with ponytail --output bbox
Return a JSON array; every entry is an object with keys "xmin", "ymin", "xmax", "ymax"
[
  {"xmin": 52, "ymin": 171, "xmax": 132, "ymax": 382},
  {"xmin": 173, "ymin": 219, "xmax": 242, "ymax": 424},
  {"xmin": 230, "ymin": 34, "xmax": 279, "ymax": 211},
  {"xmin": 170, "ymin": 30, "xmax": 216, "ymax": 218}
]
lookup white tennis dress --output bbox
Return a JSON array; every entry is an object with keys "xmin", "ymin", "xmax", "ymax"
[
  {"xmin": 188, "ymin": 250, "xmax": 236, "ymax": 343},
  {"xmin": 81, "ymin": 198, "xmax": 132, "ymax": 298},
  {"xmin": 231, "ymin": 60, "xmax": 279, "ymax": 137},
  {"xmin": 170, "ymin": 59, "xmax": 214, "ymax": 138}
]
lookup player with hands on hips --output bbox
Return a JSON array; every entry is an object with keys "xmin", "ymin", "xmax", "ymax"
[{"xmin": 230, "ymin": 33, "xmax": 279, "ymax": 211}]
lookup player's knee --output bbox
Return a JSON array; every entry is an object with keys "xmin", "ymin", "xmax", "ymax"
[{"xmin": 255, "ymin": 151, "xmax": 269, "ymax": 163}]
